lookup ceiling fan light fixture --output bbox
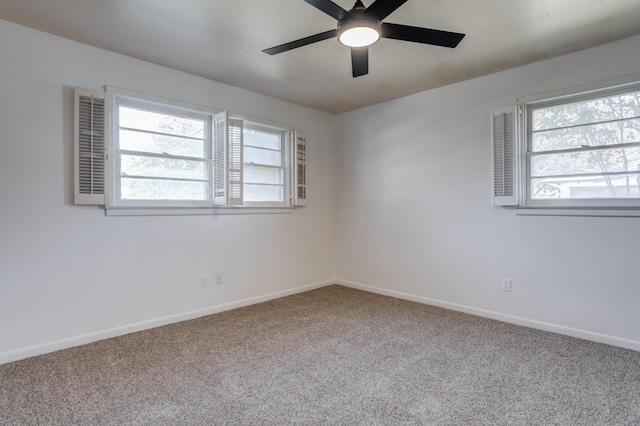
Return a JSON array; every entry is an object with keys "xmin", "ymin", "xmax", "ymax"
[{"xmin": 338, "ymin": 20, "xmax": 381, "ymax": 48}]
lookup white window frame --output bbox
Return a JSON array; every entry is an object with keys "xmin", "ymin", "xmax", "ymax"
[
  {"xmin": 240, "ymin": 121, "xmax": 290, "ymax": 208},
  {"xmin": 524, "ymin": 82, "xmax": 640, "ymax": 209},
  {"xmin": 109, "ymin": 90, "xmax": 215, "ymax": 208},
  {"xmin": 491, "ymin": 74, "xmax": 640, "ymax": 216},
  {"xmin": 91, "ymin": 87, "xmax": 300, "ymax": 215}
]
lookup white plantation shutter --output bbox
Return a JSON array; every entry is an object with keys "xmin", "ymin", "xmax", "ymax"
[
  {"xmin": 74, "ymin": 88, "xmax": 106, "ymax": 205},
  {"xmin": 491, "ymin": 106, "xmax": 518, "ymax": 206},
  {"xmin": 291, "ymin": 131, "xmax": 307, "ymax": 206},
  {"xmin": 213, "ymin": 111, "xmax": 228, "ymax": 206},
  {"xmin": 227, "ymin": 118, "xmax": 243, "ymax": 206}
]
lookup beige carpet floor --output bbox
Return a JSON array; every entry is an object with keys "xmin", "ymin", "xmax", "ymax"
[{"xmin": 1, "ymin": 285, "xmax": 640, "ymax": 425}]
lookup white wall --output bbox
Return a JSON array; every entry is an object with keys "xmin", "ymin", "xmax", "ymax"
[
  {"xmin": 335, "ymin": 35, "xmax": 640, "ymax": 350},
  {"xmin": 0, "ymin": 20, "xmax": 337, "ymax": 362}
]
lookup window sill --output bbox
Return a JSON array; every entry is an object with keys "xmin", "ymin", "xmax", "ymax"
[
  {"xmin": 104, "ymin": 206, "xmax": 294, "ymax": 217},
  {"xmin": 515, "ymin": 206, "xmax": 640, "ymax": 218}
]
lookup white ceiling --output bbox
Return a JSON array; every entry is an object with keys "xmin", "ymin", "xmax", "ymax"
[{"xmin": 2, "ymin": 0, "xmax": 640, "ymax": 114}]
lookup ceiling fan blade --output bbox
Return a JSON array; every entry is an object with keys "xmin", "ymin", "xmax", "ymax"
[
  {"xmin": 263, "ymin": 29, "xmax": 337, "ymax": 55},
  {"xmin": 303, "ymin": 0, "xmax": 350, "ymax": 21},
  {"xmin": 365, "ymin": 0, "xmax": 408, "ymax": 21},
  {"xmin": 351, "ymin": 48, "xmax": 369, "ymax": 77},
  {"xmin": 381, "ymin": 23, "xmax": 465, "ymax": 48}
]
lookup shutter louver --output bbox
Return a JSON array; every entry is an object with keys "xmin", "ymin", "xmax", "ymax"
[
  {"xmin": 74, "ymin": 88, "xmax": 106, "ymax": 205},
  {"xmin": 292, "ymin": 131, "xmax": 307, "ymax": 206},
  {"xmin": 227, "ymin": 118, "xmax": 243, "ymax": 206},
  {"xmin": 491, "ymin": 106, "xmax": 518, "ymax": 206},
  {"xmin": 213, "ymin": 112, "xmax": 228, "ymax": 205}
]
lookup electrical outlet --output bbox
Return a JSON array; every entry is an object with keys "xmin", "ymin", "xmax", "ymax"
[
  {"xmin": 203, "ymin": 274, "xmax": 211, "ymax": 287},
  {"xmin": 215, "ymin": 272, "xmax": 223, "ymax": 285},
  {"xmin": 501, "ymin": 278, "xmax": 512, "ymax": 292}
]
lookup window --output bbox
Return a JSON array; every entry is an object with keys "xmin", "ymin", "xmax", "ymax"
[
  {"xmin": 528, "ymin": 86, "xmax": 640, "ymax": 205},
  {"xmin": 73, "ymin": 87, "xmax": 307, "ymax": 213},
  {"xmin": 243, "ymin": 124, "xmax": 286, "ymax": 205},
  {"xmin": 492, "ymin": 81, "xmax": 640, "ymax": 210},
  {"xmin": 115, "ymin": 97, "xmax": 212, "ymax": 206}
]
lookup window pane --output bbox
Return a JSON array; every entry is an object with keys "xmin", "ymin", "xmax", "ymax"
[
  {"xmin": 244, "ymin": 146, "xmax": 281, "ymax": 166},
  {"xmin": 532, "ymin": 118, "xmax": 640, "ymax": 152},
  {"xmin": 119, "ymin": 106, "xmax": 206, "ymax": 138},
  {"xmin": 244, "ymin": 128, "xmax": 281, "ymax": 150},
  {"xmin": 121, "ymin": 178, "xmax": 208, "ymax": 201},
  {"xmin": 244, "ymin": 165, "xmax": 283, "ymax": 185},
  {"xmin": 532, "ymin": 90, "xmax": 640, "ymax": 131},
  {"xmin": 243, "ymin": 184, "xmax": 283, "ymax": 202},
  {"xmin": 531, "ymin": 147, "xmax": 640, "ymax": 177},
  {"xmin": 120, "ymin": 129, "xmax": 205, "ymax": 158},
  {"xmin": 532, "ymin": 174, "xmax": 640, "ymax": 200},
  {"xmin": 121, "ymin": 154, "xmax": 208, "ymax": 180}
]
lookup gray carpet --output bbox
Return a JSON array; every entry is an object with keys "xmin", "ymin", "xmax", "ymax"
[{"xmin": 1, "ymin": 285, "xmax": 640, "ymax": 425}]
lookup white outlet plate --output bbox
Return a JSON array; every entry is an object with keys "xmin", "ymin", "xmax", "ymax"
[
  {"xmin": 203, "ymin": 274, "xmax": 211, "ymax": 287},
  {"xmin": 215, "ymin": 272, "xmax": 223, "ymax": 285},
  {"xmin": 501, "ymin": 278, "xmax": 512, "ymax": 292}
]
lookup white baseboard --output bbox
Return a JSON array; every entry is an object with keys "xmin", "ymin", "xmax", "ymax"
[
  {"xmin": 336, "ymin": 279, "xmax": 640, "ymax": 352},
  {"xmin": 4, "ymin": 279, "xmax": 637, "ymax": 365},
  {"xmin": 0, "ymin": 280, "xmax": 335, "ymax": 365}
]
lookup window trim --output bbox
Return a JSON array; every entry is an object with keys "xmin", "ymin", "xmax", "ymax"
[{"xmin": 517, "ymin": 76, "xmax": 640, "ymax": 210}]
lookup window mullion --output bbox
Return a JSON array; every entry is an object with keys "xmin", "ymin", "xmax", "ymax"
[
  {"xmin": 244, "ymin": 162, "xmax": 284, "ymax": 170},
  {"xmin": 531, "ymin": 170, "xmax": 640, "ymax": 180},
  {"xmin": 120, "ymin": 149, "xmax": 209, "ymax": 162},
  {"xmin": 121, "ymin": 175, "xmax": 210, "ymax": 183},
  {"xmin": 531, "ymin": 141, "xmax": 640, "ymax": 156},
  {"xmin": 120, "ymin": 126, "xmax": 206, "ymax": 142},
  {"xmin": 531, "ymin": 114, "xmax": 640, "ymax": 134}
]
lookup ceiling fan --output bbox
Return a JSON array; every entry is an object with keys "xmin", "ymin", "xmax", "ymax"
[{"xmin": 262, "ymin": 0, "xmax": 465, "ymax": 78}]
